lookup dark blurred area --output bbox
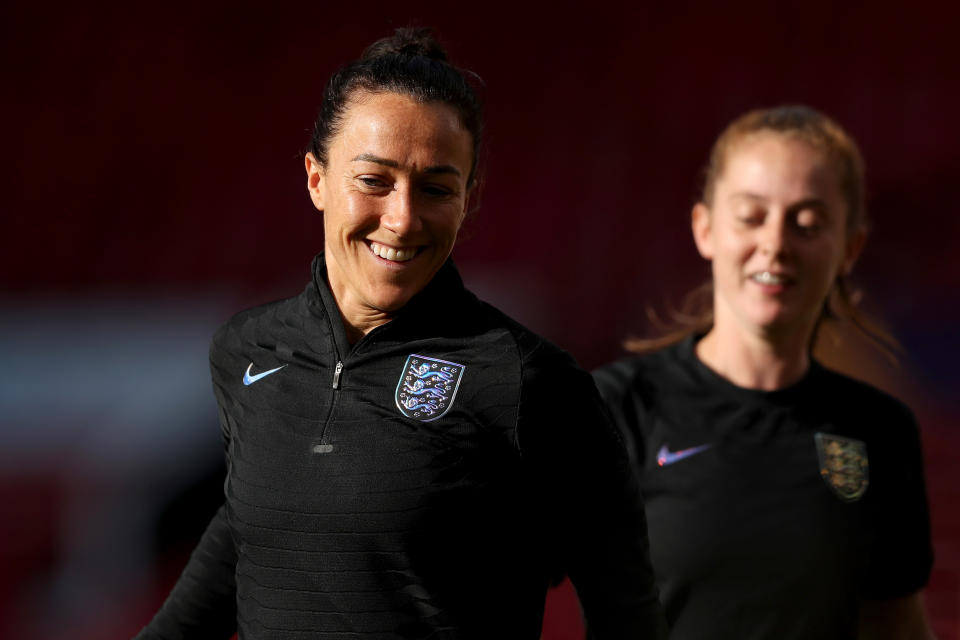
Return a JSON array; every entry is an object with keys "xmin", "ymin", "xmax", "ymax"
[{"xmin": 1, "ymin": 2, "xmax": 957, "ymax": 638}]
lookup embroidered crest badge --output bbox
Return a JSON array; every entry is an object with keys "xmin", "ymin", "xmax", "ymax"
[
  {"xmin": 814, "ymin": 432, "xmax": 869, "ymax": 502},
  {"xmin": 395, "ymin": 354, "xmax": 465, "ymax": 422}
]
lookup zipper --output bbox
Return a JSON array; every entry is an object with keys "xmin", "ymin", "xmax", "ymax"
[
  {"xmin": 316, "ymin": 314, "xmax": 391, "ymax": 451},
  {"xmin": 315, "ymin": 360, "xmax": 343, "ymax": 453},
  {"xmin": 332, "ymin": 360, "xmax": 343, "ymax": 389}
]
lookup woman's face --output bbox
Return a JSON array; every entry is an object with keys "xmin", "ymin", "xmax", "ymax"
[
  {"xmin": 306, "ymin": 91, "xmax": 474, "ymax": 317},
  {"xmin": 692, "ymin": 133, "xmax": 865, "ymax": 340}
]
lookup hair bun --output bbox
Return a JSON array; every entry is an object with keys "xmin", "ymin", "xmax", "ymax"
[{"xmin": 361, "ymin": 27, "xmax": 448, "ymax": 62}]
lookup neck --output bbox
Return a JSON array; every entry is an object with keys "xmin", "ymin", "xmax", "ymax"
[
  {"xmin": 337, "ymin": 303, "xmax": 393, "ymax": 345},
  {"xmin": 324, "ymin": 256, "xmax": 395, "ymax": 345},
  {"xmin": 696, "ymin": 319, "xmax": 815, "ymax": 391}
]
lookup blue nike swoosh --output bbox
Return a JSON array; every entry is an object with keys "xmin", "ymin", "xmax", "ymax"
[
  {"xmin": 657, "ymin": 443, "xmax": 711, "ymax": 467},
  {"xmin": 243, "ymin": 363, "xmax": 286, "ymax": 386}
]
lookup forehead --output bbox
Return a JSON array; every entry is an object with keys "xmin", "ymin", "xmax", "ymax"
[
  {"xmin": 718, "ymin": 132, "xmax": 842, "ymax": 202},
  {"xmin": 329, "ymin": 91, "xmax": 473, "ymax": 169}
]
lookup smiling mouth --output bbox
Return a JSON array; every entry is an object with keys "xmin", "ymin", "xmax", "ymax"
[
  {"xmin": 369, "ymin": 241, "xmax": 418, "ymax": 263},
  {"xmin": 750, "ymin": 271, "xmax": 792, "ymax": 285}
]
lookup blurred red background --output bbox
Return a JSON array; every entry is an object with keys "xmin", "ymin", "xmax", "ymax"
[{"xmin": 1, "ymin": 1, "xmax": 957, "ymax": 638}]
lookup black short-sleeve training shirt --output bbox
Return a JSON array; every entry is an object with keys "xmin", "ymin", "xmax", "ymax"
[{"xmin": 593, "ymin": 336, "xmax": 933, "ymax": 640}]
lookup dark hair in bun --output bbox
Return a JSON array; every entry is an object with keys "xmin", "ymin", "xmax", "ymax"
[
  {"xmin": 360, "ymin": 27, "xmax": 449, "ymax": 61},
  {"xmin": 309, "ymin": 27, "xmax": 483, "ymax": 186}
]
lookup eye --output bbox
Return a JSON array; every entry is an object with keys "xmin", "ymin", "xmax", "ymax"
[
  {"xmin": 420, "ymin": 183, "xmax": 455, "ymax": 198},
  {"xmin": 358, "ymin": 176, "xmax": 387, "ymax": 188},
  {"xmin": 793, "ymin": 208, "xmax": 823, "ymax": 235},
  {"xmin": 736, "ymin": 207, "xmax": 765, "ymax": 227}
]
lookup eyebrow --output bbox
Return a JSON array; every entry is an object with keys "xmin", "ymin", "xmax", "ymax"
[
  {"xmin": 731, "ymin": 192, "xmax": 828, "ymax": 210},
  {"xmin": 351, "ymin": 153, "xmax": 462, "ymax": 177},
  {"xmin": 730, "ymin": 192, "xmax": 770, "ymax": 203}
]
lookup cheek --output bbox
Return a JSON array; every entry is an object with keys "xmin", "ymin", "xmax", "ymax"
[
  {"xmin": 806, "ymin": 238, "xmax": 845, "ymax": 273},
  {"xmin": 712, "ymin": 232, "xmax": 752, "ymax": 270},
  {"xmin": 710, "ymin": 257, "xmax": 739, "ymax": 294},
  {"xmin": 430, "ymin": 208, "xmax": 466, "ymax": 241},
  {"xmin": 328, "ymin": 195, "xmax": 380, "ymax": 236},
  {"xmin": 443, "ymin": 215, "xmax": 465, "ymax": 241}
]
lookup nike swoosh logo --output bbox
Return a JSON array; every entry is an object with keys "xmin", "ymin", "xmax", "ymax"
[
  {"xmin": 657, "ymin": 443, "xmax": 711, "ymax": 467},
  {"xmin": 243, "ymin": 363, "xmax": 286, "ymax": 386}
]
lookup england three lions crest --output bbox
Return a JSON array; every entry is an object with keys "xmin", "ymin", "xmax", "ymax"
[
  {"xmin": 395, "ymin": 354, "xmax": 465, "ymax": 422},
  {"xmin": 815, "ymin": 432, "xmax": 869, "ymax": 502}
]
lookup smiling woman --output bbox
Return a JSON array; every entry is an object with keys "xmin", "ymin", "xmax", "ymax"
[
  {"xmin": 305, "ymin": 92, "xmax": 474, "ymax": 341},
  {"xmin": 691, "ymin": 131, "xmax": 865, "ymax": 374},
  {"xmin": 594, "ymin": 106, "xmax": 934, "ymax": 640},
  {"xmin": 133, "ymin": 27, "xmax": 666, "ymax": 640}
]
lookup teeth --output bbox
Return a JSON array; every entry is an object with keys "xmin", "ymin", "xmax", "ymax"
[
  {"xmin": 370, "ymin": 242, "xmax": 416, "ymax": 262},
  {"xmin": 752, "ymin": 271, "xmax": 784, "ymax": 285}
]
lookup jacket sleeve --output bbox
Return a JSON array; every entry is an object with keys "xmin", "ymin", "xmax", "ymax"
[
  {"xmin": 515, "ymin": 343, "xmax": 667, "ymax": 639},
  {"xmin": 134, "ymin": 337, "xmax": 239, "ymax": 639},
  {"xmin": 133, "ymin": 504, "xmax": 238, "ymax": 639}
]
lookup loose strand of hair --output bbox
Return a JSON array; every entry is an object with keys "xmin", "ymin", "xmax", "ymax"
[
  {"xmin": 828, "ymin": 277, "xmax": 903, "ymax": 364},
  {"xmin": 624, "ymin": 282, "xmax": 713, "ymax": 353},
  {"xmin": 626, "ymin": 277, "xmax": 903, "ymax": 364}
]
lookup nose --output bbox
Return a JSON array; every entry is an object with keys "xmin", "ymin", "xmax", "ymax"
[
  {"xmin": 759, "ymin": 213, "xmax": 789, "ymax": 257},
  {"xmin": 380, "ymin": 186, "xmax": 423, "ymax": 237}
]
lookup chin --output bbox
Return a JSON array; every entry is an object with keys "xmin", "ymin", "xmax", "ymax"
[
  {"xmin": 367, "ymin": 287, "xmax": 420, "ymax": 313},
  {"xmin": 752, "ymin": 312, "xmax": 817, "ymax": 338},
  {"xmin": 740, "ymin": 305, "xmax": 789, "ymax": 330}
]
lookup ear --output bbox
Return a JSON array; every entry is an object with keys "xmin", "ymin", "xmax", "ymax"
[
  {"xmin": 841, "ymin": 225, "xmax": 867, "ymax": 276},
  {"xmin": 305, "ymin": 152, "xmax": 325, "ymax": 212},
  {"xmin": 691, "ymin": 202, "xmax": 714, "ymax": 260}
]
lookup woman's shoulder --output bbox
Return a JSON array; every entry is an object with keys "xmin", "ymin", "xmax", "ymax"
[
  {"xmin": 805, "ymin": 364, "xmax": 922, "ymax": 457},
  {"xmin": 810, "ymin": 363, "xmax": 917, "ymax": 424},
  {"xmin": 462, "ymin": 299, "xmax": 606, "ymax": 403},
  {"xmin": 466, "ymin": 298, "xmax": 573, "ymax": 365},
  {"xmin": 592, "ymin": 338, "xmax": 693, "ymax": 400},
  {"xmin": 210, "ymin": 287, "xmax": 315, "ymax": 354}
]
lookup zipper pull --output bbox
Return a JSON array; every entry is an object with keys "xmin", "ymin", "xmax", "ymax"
[{"xmin": 332, "ymin": 360, "xmax": 343, "ymax": 389}]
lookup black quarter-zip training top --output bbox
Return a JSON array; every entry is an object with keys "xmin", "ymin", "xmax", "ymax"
[{"xmin": 136, "ymin": 255, "xmax": 666, "ymax": 640}]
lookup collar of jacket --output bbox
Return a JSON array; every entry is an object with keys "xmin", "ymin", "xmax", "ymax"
[{"xmin": 307, "ymin": 252, "xmax": 475, "ymax": 354}]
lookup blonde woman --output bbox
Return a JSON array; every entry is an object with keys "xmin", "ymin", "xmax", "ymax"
[{"xmin": 594, "ymin": 106, "xmax": 933, "ymax": 639}]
